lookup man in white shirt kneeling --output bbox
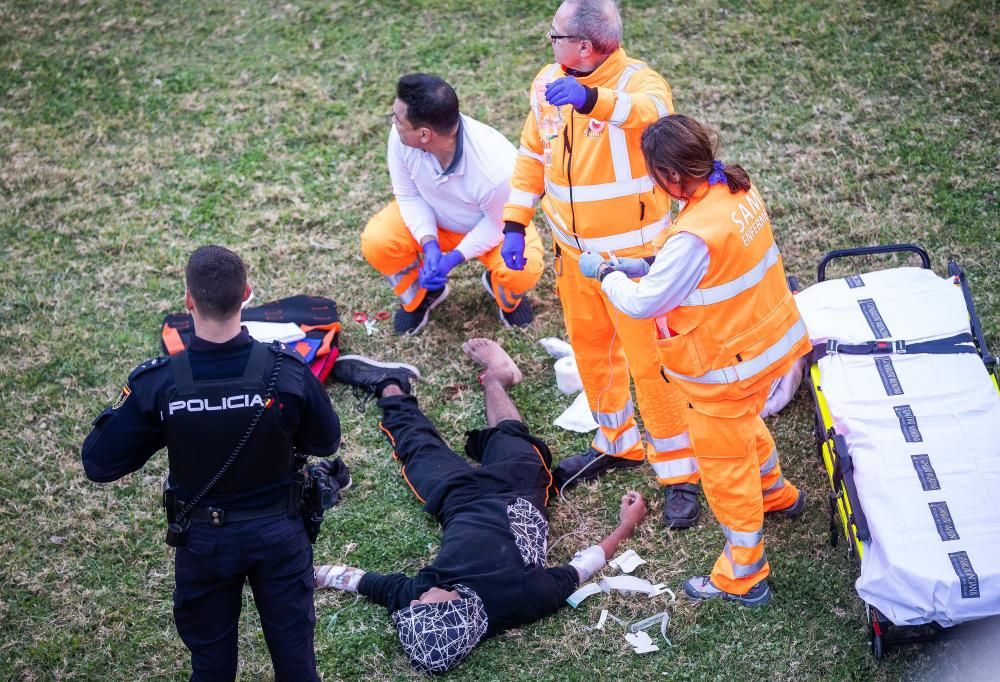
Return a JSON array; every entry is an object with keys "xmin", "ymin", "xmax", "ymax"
[{"xmin": 361, "ymin": 74, "xmax": 544, "ymax": 335}]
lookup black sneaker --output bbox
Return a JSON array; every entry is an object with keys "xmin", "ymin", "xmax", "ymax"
[
  {"xmin": 662, "ymin": 483, "xmax": 701, "ymax": 529},
  {"xmin": 684, "ymin": 576, "xmax": 772, "ymax": 607},
  {"xmin": 394, "ymin": 285, "xmax": 449, "ymax": 336},
  {"xmin": 552, "ymin": 447, "xmax": 644, "ymax": 493},
  {"xmin": 768, "ymin": 489, "xmax": 807, "ymax": 519},
  {"xmin": 332, "ymin": 355, "xmax": 421, "ymax": 396},
  {"xmin": 481, "ymin": 271, "xmax": 533, "ymax": 328}
]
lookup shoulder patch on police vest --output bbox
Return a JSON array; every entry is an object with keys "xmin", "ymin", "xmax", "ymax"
[
  {"xmin": 270, "ymin": 340, "xmax": 308, "ymax": 364},
  {"xmin": 112, "ymin": 384, "xmax": 131, "ymax": 410},
  {"xmin": 128, "ymin": 356, "xmax": 171, "ymax": 381}
]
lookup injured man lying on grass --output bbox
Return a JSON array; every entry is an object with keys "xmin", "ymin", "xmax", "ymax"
[{"xmin": 316, "ymin": 338, "xmax": 648, "ymax": 674}]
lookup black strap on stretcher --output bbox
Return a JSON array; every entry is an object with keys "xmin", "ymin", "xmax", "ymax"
[
  {"xmin": 812, "ymin": 333, "xmax": 977, "ymax": 362},
  {"xmin": 830, "ymin": 433, "xmax": 871, "ymax": 542}
]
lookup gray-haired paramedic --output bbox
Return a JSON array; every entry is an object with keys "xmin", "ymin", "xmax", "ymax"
[{"xmin": 81, "ymin": 245, "xmax": 342, "ymax": 681}]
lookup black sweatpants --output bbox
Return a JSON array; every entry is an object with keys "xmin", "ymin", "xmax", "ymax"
[{"xmin": 376, "ymin": 394, "xmax": 554, "ymax": 518}]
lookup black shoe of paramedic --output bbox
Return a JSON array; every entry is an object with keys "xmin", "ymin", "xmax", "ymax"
[
  {"xmin": 552, "ymin": 447, "xmax": 643, "ymax": 493},
  {"xmin": 768, "ymin": 489, "xmax": 807, "ymax": 519},
  {"xmin": 482, "ymin": 272, "xmax": 533, "ymax": 328},
  {"xmin": 684, "ymin": 576, "xmax": 772, "ymax": 608},
  {"xmin": 662, "ymin": 483, "xmax": 701, "ymax": 529},
  {"xmin": 394, "ymin": 285, "xmax": 450, "ymax": 336},
  {"xmin": 332, "ymin": 355, "xmax": 421, "ymax": 396}
]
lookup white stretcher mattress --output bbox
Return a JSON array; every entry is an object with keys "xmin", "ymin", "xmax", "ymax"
[{"xmin": 796, "ymin": 267, "xmax": 1000, "ymax": 627}]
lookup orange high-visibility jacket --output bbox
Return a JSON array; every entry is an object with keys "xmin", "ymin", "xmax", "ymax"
[
  {"xmin": 504, "ymin": 49, "xmax": 674, "ymax": 258},
  {"xmin": 657, "ymin": 182, "xmax": 810, "ymax": 404}
]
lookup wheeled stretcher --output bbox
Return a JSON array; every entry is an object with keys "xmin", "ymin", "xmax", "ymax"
[{"xmin": 792, "ymin": 245, "xmax": 1000, "ymax": 659}]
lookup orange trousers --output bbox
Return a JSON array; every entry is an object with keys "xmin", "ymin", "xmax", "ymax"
[
  {"xmin": 687, "ymin": 389, "xmax": 799, "ymax": 594},
  {"xmin": 555, "ymin": 245, "xmax": 695, "ymax": 485},
  {"xmin": 361, "ymin": 201, "xmax": 544, "ymax": 313}
]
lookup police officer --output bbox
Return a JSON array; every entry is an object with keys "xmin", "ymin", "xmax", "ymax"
[{"xmin": 82, "ymin": 245, "xmax": 342, "ymax": 681}]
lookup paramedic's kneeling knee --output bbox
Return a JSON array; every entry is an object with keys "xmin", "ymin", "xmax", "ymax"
[{"xmin": 391, "ymin": 585, "xmax": 488, "ymax": 674}]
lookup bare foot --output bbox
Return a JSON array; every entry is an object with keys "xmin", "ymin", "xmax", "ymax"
[{"xmin": 462, "ymin": 337, "xmax": 522, "ymax": 388}]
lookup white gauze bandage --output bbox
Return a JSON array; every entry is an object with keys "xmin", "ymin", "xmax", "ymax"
[
  {"xmin": 315, "ymin": 565, "xmax": 365, "ymax": 592},
  {"xmin": 569, "ymin": 545, "xmax": 607, "ymax": 583}
]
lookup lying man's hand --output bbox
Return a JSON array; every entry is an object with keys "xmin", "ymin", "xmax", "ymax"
[
  {"xmin": 315, "ymin": 564, "xmax": 365, "ymax": 592},
  {"xmin": 618, "ymin": 491, "xmax": 648, "ymax": 528}
]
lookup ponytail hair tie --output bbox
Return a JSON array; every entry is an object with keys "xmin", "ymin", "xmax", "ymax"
[{"xmin": 708, "ymin": 159, "xmax": 727, "ymax": 186}]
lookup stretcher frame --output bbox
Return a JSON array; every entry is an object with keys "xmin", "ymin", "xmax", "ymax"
[{"xmin": 795, "ymin": 244, "xmax": 1000, "ymax": 660}]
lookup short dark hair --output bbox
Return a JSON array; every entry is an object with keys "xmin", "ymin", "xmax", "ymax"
[
  {"xmin": 185, "ymin": 245, "xmax": 247, "ymax": 320},
  {"xmin": 396, "ymin": 73, "xmax": 460, "ymax": 134}
]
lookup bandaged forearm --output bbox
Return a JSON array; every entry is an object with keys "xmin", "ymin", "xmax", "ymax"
[
  {"xmin": 315, "ymin": 565, "xmax": 365, "ymax": 592},
  {"xmin": 569, "ymin": 545, "xmax": 607, "ymax": 583}
]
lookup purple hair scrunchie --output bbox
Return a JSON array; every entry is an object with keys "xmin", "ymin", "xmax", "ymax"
[{"xmin": 707, "ymin": 159, "xmax": 727, "ymax": 186}]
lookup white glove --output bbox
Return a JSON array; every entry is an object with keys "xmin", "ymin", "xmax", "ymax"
[{"xmin": 314, "ymin": 564, "xmax": 365, "ymax": 592}]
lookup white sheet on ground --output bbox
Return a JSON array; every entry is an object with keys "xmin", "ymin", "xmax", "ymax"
[{"xmin": 797, "ymin": 266, "xmax": 1000, "ymax": 627}]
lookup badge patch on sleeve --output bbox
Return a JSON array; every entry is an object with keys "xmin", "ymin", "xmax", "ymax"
[{"xmin": 113, "ymin": 384, "xmax": 131, "ymax": 410}]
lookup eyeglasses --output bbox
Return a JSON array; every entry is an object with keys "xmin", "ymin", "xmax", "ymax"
[{"xmin": 547, "ymin": 29, "xmax": 581, "ymax": 43}]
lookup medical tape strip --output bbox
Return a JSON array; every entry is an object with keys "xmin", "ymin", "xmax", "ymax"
[
  {"xmin": 874, "ymin": 357, "xmax": 904, "ymax": 396},
  {"xmin": 910, "ymin": 455, "xmax": 941, "ymax": 491},
  {"xmin": 893, "ymin": 405, "xmax": 923, "ymax": 443},
  {"xmin": 858, "ymin": 298, "xmax": 891, "ymax": 339},
  {"xmin": 928, "ymin": 501, "xmax": 960, "ymax": 541},
  {"xmin": 948, "ymin": 551, "xmax": 981, "ymax": 599}
]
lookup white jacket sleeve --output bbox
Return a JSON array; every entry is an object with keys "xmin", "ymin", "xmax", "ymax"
[
  {"xmin": 601, "ymin": 232, "xmax": 710, "ymax": 319},
  {"xmin": 387, "ymin": 129, "xmax": 438, "ymax": 244}
]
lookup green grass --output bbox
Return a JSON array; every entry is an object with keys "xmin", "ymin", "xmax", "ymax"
[{"xmin": 2, "ymin": 0, "xmax": 998, "ymax": 679}]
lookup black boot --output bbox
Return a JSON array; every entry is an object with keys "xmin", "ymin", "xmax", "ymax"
[
  {"xmin": 553, "ymin": 447, "xmax": 644, "ymax": 492},
  {"xmin": 662, "ymin": 483, "xmax": 701, "ymax": 529}
]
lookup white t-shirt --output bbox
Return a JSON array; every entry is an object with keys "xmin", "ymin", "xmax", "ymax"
[{"xmin": 387, "ymin": 114, "xmax": 517, "ymax": 260}]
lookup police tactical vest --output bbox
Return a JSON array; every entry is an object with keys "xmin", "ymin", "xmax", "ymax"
[{"xmin": 162, "ymin": 342, "xmax": 294, "ymax": 495}]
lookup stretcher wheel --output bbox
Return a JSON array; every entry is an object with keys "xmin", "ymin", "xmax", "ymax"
[{"xmin": 868, "ymin": 605, "xmax": 887, "ymax": 660}]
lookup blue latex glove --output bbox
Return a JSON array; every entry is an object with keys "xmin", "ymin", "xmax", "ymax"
[
  {"xmin": 615, "ymin": 257, "xmax": 651, "ymax": 278},
  {"xmin": 418, "ymin": 240, "xmax": 442, "ymax": 290},
  {"xmin": 545, "ymin": 76, "xmax": 588, "ymax": 109},
  {"xmin": 501, "ymin": 232, "xmax": 526, "ymax": 271},
  {"xmin": 578, "ymin": 251, "xmax": 608, "ymax": 279},
  {"xmin": 422, "ymin": 250, "xmax": 464, "ymax": 289}
]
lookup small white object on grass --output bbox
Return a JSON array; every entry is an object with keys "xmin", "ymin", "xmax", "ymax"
[
  {"xmin": 624, "ymin": 630, "xmax": 659, "ymax": 654},
  {"xmin": 608, "ymin": 549, "xmax": 647, "ymax": 574},
  {"xmin": 566, "ymin": 582, "xmax": 603, "ymax": 608}
]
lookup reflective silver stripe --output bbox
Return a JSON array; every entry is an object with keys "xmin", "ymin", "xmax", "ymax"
[
  {"xmin": 680, "ymin": 243, "xmax": 781, "ymax": 307},
  {"xmin": 592, "ymin": 401, "xmax": 635, "ymax": 428},
  {"xmin": 545, "ymin": 211, "xmax": 669, "ymax": 254},
  {"xmin": 593, "ymin": 424, "xmax": 642, "ymax": 455},
  {"xmin": 386, "ymin": 260, "xmax": 419, "ymax": 286},
  {"xmin": 759, "ymin": 449, "xmax": 778, "ymax": 475},
  {"xmin": 544, "ymin": 175, "xmax": 654, "ymax": 204},
  {"xmin": 663, "ymin": 318, "xmax": 808, "ymax": 385},
  {"xmin": 496, "ymin": 285, "xmax": 523, "ymax": 310},
  {"xmin": 650, "ymin": 457, "xmax": 699, "ymax": 479},
  {"xmin": 508, "ymin": 187, "xmax": 540, "ymax": 208},
  {"xmin": 607, "ymin": 124, "xmax": 632, "ymax": 185},
  {"xmin": 649, "ymin": 95, "xmax": 668, "ymax": 117},
  {"xmin": 393, "ymin": 279, "xmax": 421, "ymax": 305},
  {"xmin": 719, "ymin": 523, "xmax": 764, "ymax": 549},
  {"xmin": 609, "ymin": 92, "xmax": 632, "ymax": 126},
  {"xmin": 724, "ymin": 545, "xmax": 768, "ymax": 578},
  {"xmin": 647, "ymin": 431, "xmax": 691, "ymax": 453},
  {"xmin": 763, "ymin": 474, "xmax": 786, "ymax": 495},
  {"xmin": 518, "ymin": 145, "xmax": 544, "ymax": 163}
]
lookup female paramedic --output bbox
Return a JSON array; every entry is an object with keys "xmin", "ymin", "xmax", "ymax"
[{"xmin": 577, "ymin": 114, "xmax": 811, "ymax": 607}]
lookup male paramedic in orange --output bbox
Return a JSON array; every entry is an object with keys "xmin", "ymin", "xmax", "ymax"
[
  {"xmin": 501, "ymin": 0, "xmax": 700, "ymax": 528},
  {"xmin": 362, "ymin": 74, "xmax": 544, "ymax": 335}
]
